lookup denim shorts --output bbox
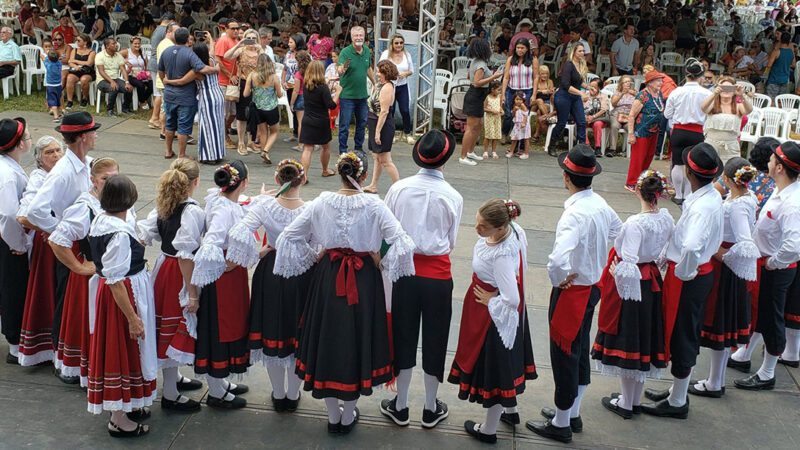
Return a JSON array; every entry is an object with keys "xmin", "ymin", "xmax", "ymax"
[
  {"xmin": 293, "ymin": 93, "xmax": 305, "ymax": 111},
  {"xmin": 46, "ymin": 86, "xmax": 62, "ymax": 108},
  {"xmin": 164, "ymin": 102, "xmax": 198, "ymax": 136}
]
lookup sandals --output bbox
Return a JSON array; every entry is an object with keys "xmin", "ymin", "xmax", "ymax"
[
  {"xmin": 261, "ymin": 151, "xmax": 272, "ymax": 165},
  {"xmin": 363, "ymin": 186, "xmax": 379, "ymax": 194},
  {"xmin": 481, "ymin": 152, "xmax": 489, "ymax": 159},
  {"xmin": 237, "ymin": 144, "xmax": 248, "ymax": 156},
  {"xmin": 519, "ymin": 153, "xmax": 529, "ymax": 160},
  {"xmin": 108, "ymin": 421, "xmax": 149, "ymax": 438},
  {"xmin": 491, "ymin": 152, "xmax": 499, "ymax": 159},
  {"xmin": 147, "ymin": 121, "xmax": 160, "ymax": 130},
  {"xmin": 505, "ymin": 151, "xmax": 513, "ymax": 158},
  {"xmin": 164, "ymin": 152, "xmax": 175, "ymax": 159},
  {"xmin": 321, "ymin": 169, "xmax": 336, "ymax": 177}
]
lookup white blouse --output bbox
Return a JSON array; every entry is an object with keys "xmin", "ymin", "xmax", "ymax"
[
  {"xmin": 721, "ymin": 193, "xmax": 760, "ymax": 281},
  {"xmin": 16, "ymin": 168, "xmax": 46, "ymax": 218},
  {"xmin": 0, "ymin": 155, "xmax": 29, "ymax": 253},
  {"xmin": 379, "ymin": 50, "xmax": 414, "ymax": 86},
  {"xmin": 273, "ymin": 192, "xmax": 416, "ymax": 282},
  {"xmin": 137, "ymin": 198, "xmax": 205, "ymax": 260},
  {"xmin": 612, "ymin": 209, "xmax": 674, "ymax": 301},
  {"xmin": 472, "ymin": 222, "xmax": 528, "ymax": 350},
  {"xmin": 191, "ymin": 189, "xmax": 246, "ymax": 287},
  {"xmin": 227, "ymin": 195, "xmax": 307, "ymax": 268},
  {"xmin": 49, "ymin": 192, "xmax": 102, "ymax": 248}
]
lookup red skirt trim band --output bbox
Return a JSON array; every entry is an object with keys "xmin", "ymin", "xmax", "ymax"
[
  {"xmin": 194, "ymin": 355, "xmax": 250, "ymax": 370},
  {"xmin": 591, "ymin": 342, "xmax": 667, "ymax": 364},
  {"xmin": 295, "ymin": 359, "xmax": 392, "ymax": 392},
  {"xmin": 700, "ymin": 328, "xmax": 751, "ymax": 343},
  {"xmin": 413, "ymin": 254, "xmax": 452, "ymax": 280},
  {"xmin": 247, "ymin": 333, "xmax": 298, "ymax": 350},
  {"xmin": 449, "ymin": 365, "xmax": 530, "ymax": 399}
]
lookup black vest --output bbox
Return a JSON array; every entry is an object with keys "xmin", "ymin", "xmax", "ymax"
[
  {"xmin": 89, "ymin": 232, "xmax": 146, "ymax": 278},
  {"xmin": 156, "ymin": 202, "xmax": 190, "ymax": 257},
  {"xmin": 76, "ymin": 207, "xmax": 96, "ymax": 262}
]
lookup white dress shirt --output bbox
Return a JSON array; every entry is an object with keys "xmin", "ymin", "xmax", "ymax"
[
  {"xmin": 613, "ymin": 209, "xmax": 674, "ymax": 301},
  {"xmin": 16, "ymin": 168, "xmax": 46, "ymax": 218},
  {"xmin": 753, "ymin": 181, "xmax": 800, "ymax": 270},
  {"xmin": 0, "ymin": 154, "xmax": 30, "ymax": 253},
  {"xmin": 665, "ymin": 183, "xmax": 724, "ymax": 280},
  {"xmin": 664, "ymin": 82, "xmax": 711, "ymax": 125},
  {"xmin": 720, "ymin": 192, "xmax": 760, "ymax": 281},
  {"xmin": 27, "ymin": 150, "xmax": 91, "ymax": 234},
  {"xmin": 384, "ymin": 169, "xmax": 464, "ymax": 256},
  {"xmin": 547, "ymin": 189, "xmax": 623, "ymax": 287}
]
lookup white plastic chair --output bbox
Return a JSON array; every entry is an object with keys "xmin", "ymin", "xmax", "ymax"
[
  {"xmin": 752, "ymin": 93, "xmax": 772, "ymax": 109},
  {"xmin": 605, "ymin": 76, "xmax": 621, "ymax": 85},
  {"xmin": 1, "ymin": 65, "xmax": 20, "ymax": 99},
  {"xmin": 597, "ymin": 54, "xmax": 611, "ymax": 79},
  {"xmin": 758, "ymin": 107, "xmax": 788, "ymax": 140},
  {"xmin": 774, "ymin": 94, "xmax": 800, "ymax": 111},
  {"xmin": 451, "ymin": 56, "xmax": 470, "ymax": 79},
  {"xmin": 586, "ymin": 73, "xmax": 599, "ymax": 83},
  {"xmin": 540, "ymin": 43, "xmax": 564, "ymax": 75},
  {"xmin": 433, "ymin": 75, "xmax": 449, "ymax": 127},
  {"xmin": 740, "ymin": 109, "xmax": 761, "ymax": 152},
  {"xmin": 19, "ymin": 44, "xmax": 45, "ymax": 95},
  {"xmin": 736, "ymin": 80, "xmax": 756, "ymax": 94},
  {"xmin": 95, "ymin": 84, "xmax": 124, "ymax": 114},
  {"xmin": 115, "ymin": 34, "xmax": 133, "ymax": 49},
  {"xmin": 274, "ymin": 63, "xmax": 294, "ymax": 129},
  {"xmin": 436, "ymin": 68, "xmax": 453, "ymax": 84},
  {"xmin": 544, "ymin": 123, "xmax": 576, "ymax": 154},
  {"xmin": 659, "ymin": 52, "xmax": 684, "ymax": 80}
]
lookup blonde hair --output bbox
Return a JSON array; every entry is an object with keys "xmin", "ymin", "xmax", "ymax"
[
  {"xmin": 255, "ymin": 53, "xmax": 275, "ymax": 85},
  {"xmin": 567, "ymin": 44, "xmax": 588, "ymax": 80},
  {"xmin": 90, "ymin": 157, "xmax": 119, "ymax": 177},
  {"xmin": 616, "ymin": 75, "xmax": 634, "ymax": 93},
  {"xmin": 156, "ymin": 158, "xmax": 200, "ymax": 219},
  {"xmin": 710, "ymin": 76, "xmax": 739, "ymax": 115},
  {"xmin": 304, "ymin": 60, "xmax": 326, "ymax": 91},
  {"xmin": 538, "ymin": 64, "xmax": 550, "ymax": 79}
]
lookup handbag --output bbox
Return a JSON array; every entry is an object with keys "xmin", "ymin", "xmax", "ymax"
[{"xmin": 224, "ymin": 84, "xmax": 240, "ymax": 102}]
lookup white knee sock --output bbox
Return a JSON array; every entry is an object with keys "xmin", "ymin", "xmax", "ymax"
[
  {"xmin": 207, "ymin": 377, "xmax": 232, "ymax": 400},
  {"xmin": 570, "ymin": 385, "xmax": 587, "ymax": 418},
  {"xmin": 324, "ymin": 397, "xmax": 342, "ymax": 424},
  {"xmin": 668, "ymin": 375, "xmax": 691, "ymax": 407},
  {"xmin": 631, "ymin": 380, "xmax": 644, "ymax": 406},
  {"xmin": 756, "ymin": 353, "xmax": 779, "ymax": 380},
  {"xmin": 553, "ymin": 407, "xmax": 572, "ymax": 428},
  {"xmin": 395, "ymin": 368, "xmax": 413, "ymax": 410},
  {"xmin": 481, "ymin": 404, "xmax": 503, "ymax": 435},
  {"xmin": 286, "ymin": 370, "xmax": 302, "ymax": 401},
  {"xmin": 266, "ymin": 365, "xmax": 286, "ymax": 399},
  {"xmin": 423, "ymin": 373, "xmax": 439, "ymax": 412},
  {"xmin": 9, "ymin": 344, "xmax": 19, "ymax": 357},
  {"xmin": 671, "ymin": 165, "xmax": 689, "ymax": 200},
  {"xmin": 162, "ymin": 367, "xmax": 179, "ymax": 401},
  {"xmin": 782, "ymin": 328, "xmax": 800, "ymax": 361},
  {"xmin": 341, "ymin": 400, "xmax": 357, "ymax": 426},
  {"xmin": 732, "ymin": 333, "xmax": 762, "ymax": 362},
  {"xmin": 704, "ymin": 349, "xmax": 728, "ymax": 391},
  {"xmin": 618, "ymin": 377, "xmax": 636, "ymax": 410}
]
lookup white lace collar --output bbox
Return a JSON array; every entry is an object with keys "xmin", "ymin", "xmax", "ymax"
[
  {"xmin": 89, "ymin": 213, "xmax": 137, "ymax": 239},
  {"xmin": 255, "ymin": 195, "xmax": 306, "ymax": 219},
  {"xmin": 475, "ymin": 222, "xmax": 523, "ymax": 261},
  {"xmin": 319, "ymin": 191, "xmax": 372, "ymax": 209}
]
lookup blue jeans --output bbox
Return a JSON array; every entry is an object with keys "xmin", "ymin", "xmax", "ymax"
[
  {"xmin": 164, "ymin": 102, "xmax": 198, "ymax": 136},
  {"xmin": 394, "ymin": 83, "xmax": 413, "ymax": 134},
  {"xmin": 338, "ymin": 97, "xmax": 368, "ymax": 154},
  {"xmin": 502, "ymin": 88, "xmax": 532, "ymax": 136},
  {"xmin": 552, "ymin": 89, "xmax": 586, "ymax": 146}
]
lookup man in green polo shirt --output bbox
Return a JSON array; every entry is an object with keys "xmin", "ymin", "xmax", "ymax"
[{"xmin": 337, "ymin": 26, "xmax": 375, "ymax": 154}]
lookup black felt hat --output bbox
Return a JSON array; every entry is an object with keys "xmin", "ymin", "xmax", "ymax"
[
  {"xmin": 412, "ymin": 129, "xmax": 456, "ymax": 169},
  {"xmin": 0, "ymin": 117, "xmax": 26, "ymax": 153},
  {"xmin": 682, "ymin": 143, "xmax": 723, "ymax": 179},
  {"xmin": 772, "ymin": 141, "xmax": 800, "ymax": 173},
  {"xmin": 558, "ymin": 144, "xmax": 602, "ymax": 177},
  {"xmin": 55, "ymin": 111, "xmax": 101, "ymax": 134}
]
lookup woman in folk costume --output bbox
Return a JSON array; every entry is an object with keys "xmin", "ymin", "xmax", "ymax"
[
  {"xmin": 227, "ymin": 159, "xmax": 310, "ymax": 413},
  {"xmin": 591, "ymin": 170, "xmax": 674, "ymax": 419},
  {"xmin": 0, "ymin": 118, "xmax": 33, "ymax": 364},
  {"xmin": 17, "ymin": 136, "xmax": 63, "ymax": 221},
  {"xmin": 87, "ymin": 175, "xmax": 157, "ymax": 438},
  {"xmin": 49, "ymin": 157, "xmax": 119, "ymax": 386},
  {"xmin": 449, "ymin": 199, "xmax": 537, "ymax": 444},
  {"xmin": 171, "ymin": 160, "xmax": 252, "ymax": 409},
  {"xmin": 273, "ymin": 152, "xmax": 416, "ymax": 434},
  {"xmin": 137, "ymin": 158, "xmax": 206, "ymax": 412},
  {"xmin": 690, "ymin": 158, "xmax": 760, "ymax": 398}
]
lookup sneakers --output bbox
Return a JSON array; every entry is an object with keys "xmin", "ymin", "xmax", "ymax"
[
  {"xmin": 458, "ymin": 157, "xmax": 477, "ymax": 166},
  {"xmin": 421, "ymin": 399, "xmax": 449, "ymax": 429},
  {"xmin": 406, "ymin": 134, "xmax": 416, "ymax": 145},
  {"xmin": 65, "ymin": 101, "xmax": 73, "ymax": 109},
  {"xmin": 466, "ymin": 152, "xmax": 484, "ymax": 161},
  {"xmin": 80, "ymin": 99, "xmax": 89, "ymax": 108},
  {"xmin": 187, "ymin": 136, "xmax": 197, "ymax": 145},
  {"xmin": 380, "ymin": 397, "xmax": 410, "ymax": 426},
  {"xmin": 283, "ymin": 136, "xmax": 298, "ymax": 143}
]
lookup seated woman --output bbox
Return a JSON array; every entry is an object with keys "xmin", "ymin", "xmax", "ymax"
[
  {"xmin": 583, "ymin": 80, "xmax": 609, "ymax": 157},
  {"xmin": 65, "ymin": 34, "xmax": 96, "ymax": 108},
  {"xmin": 534, "ymin": 65, "xmax": 555, "ymax": 141},
  {"xmin": 608, "ymin": 75, "xmax": 637, "ymax": 156}
]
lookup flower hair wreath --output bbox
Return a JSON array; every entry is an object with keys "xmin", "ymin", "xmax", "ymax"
[
  {"xmin": 733, "ymin": 165, "xmax": 758, "ymax": 186},
  {"xmin": 504, "ymin": 199, "xmax": 520, "ymax": 220},
  {"xmin": 275, "ymin": 159, "xmax": 305, "ymax": 180},
  {"xmin": 636, "ymin": 169, "xmax": 674, "ymax": 197},
  {"xmin": 219, "ymin": 163, "xmax": 241, "ymax": 192},
  {"xmin": 336, "ymin": 152, "xmax": 364, "ymax": 178}
]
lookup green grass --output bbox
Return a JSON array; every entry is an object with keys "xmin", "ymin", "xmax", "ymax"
[{"xmin": 0, "ymin": 89, "xmax": 154, "ymax": 121}]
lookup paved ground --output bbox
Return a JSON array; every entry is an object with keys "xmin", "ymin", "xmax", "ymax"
[{"xmin": 1, "ymin": 111, "xmax": 799, "ymax": 450}]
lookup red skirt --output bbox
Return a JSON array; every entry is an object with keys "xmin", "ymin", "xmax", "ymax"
[
  {"xmin": 153, "ymin": 256, "xmax": 185, "ymax": 366},
  {"xmin": 55, "ymin": 244, "xmax": 91, "ymax": 383},
  {"xmin": 87, "ymin": 278, "xmax": 157, "ymax": 413},
  {"xmin": 19, "ymin": 231, "xmax": 57, "ymax": 366}
]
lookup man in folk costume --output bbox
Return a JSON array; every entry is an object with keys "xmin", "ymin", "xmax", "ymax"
[
  {"xmin": 733, "ymin": 142, "xmax": 800, "ymax": 390},
  {"xmin": 528, "ymin": 144, "xmax": 622, "ymax": 443},
  {"xmin": 380, "ymin": 130, "xmax": 463, "ymax": 428},
  {"xmin": 641, "ymin": 143, "xmax": 724, "ymax": 418}
]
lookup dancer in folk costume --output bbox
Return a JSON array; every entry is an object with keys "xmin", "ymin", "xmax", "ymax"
[
  {"xmin": 49, "ymin": 157, "xmax": 119, "ymax": 386},
  {"xmin": 592, "ymin": 170, "xmax": 674, "ymax": 419},
  {"xmin": 226, "ymin": 159, "xmax": 311, "ymax": 412},
  {"xmin": 528, "ymin": 144, "xmax": 622, "ymax": 444},
  {"xmin": 641, "ymin": 143, "xmax": 724, "ymax": 419},
  {"xmin": 87, "ymin": 175, "xmax": 157, "ymax": 438},
  {"xmin": 0, "ymin": 118, "xmax": 33, "ymax": 364},
  {"xmin": 449, "ymin": 199, "xmax": 537, "ymax": 444},
  {"xmin": 380, "ymin": 130, "xmax": 464, "ymax": 429},
  {"xmin": 690, "ymin": 158, "xmax": 759, "ymax": 398},
  {"xmin": 16, "ymin": 136, "xmax": 63, "ymax": 221},
  {"xmin": 137, "ymin": 158, "xmax": 206, "ymax": 412},
  {"xmin": 171, "ymin": 160, "xmax": 252, "ymax": 409},
  {"xmin": 273, "ymin": 152, "xmax": 416, "ymax": 434}
]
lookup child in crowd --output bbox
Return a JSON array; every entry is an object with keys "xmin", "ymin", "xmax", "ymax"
[
  {"xmin": 534, "ymin": 65, "xmax": 555, "ymax": 141},
  {"xmin": 509, "ymin": 92, "xmax": 531, "ymax": 159},
  {"xmin": 482, "ymin": 81, "xmax": 502, "ymax": 159},
  {"xmin": 44, "ymin": 50, "xmax": 63, "ymax": 123}
]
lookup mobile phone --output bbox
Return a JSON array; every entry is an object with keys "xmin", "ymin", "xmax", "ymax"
[
  {"xmin": 720, "ymin": 85, "xmax": 736, "ymax": 93},
  {"xmin": 242, "ymin": 38, "xmax": 257, "ymax": 46},
  {"xmin": 194, "ymin": 31, "xmax": 205, "ymax": 41}
]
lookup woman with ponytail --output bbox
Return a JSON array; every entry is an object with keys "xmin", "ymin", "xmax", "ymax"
[
  {"xmin": 591, "ymin": 170, "xmax": 674, "ymax": 419},
  {"xmin": 226, "ymin": 159, "xmax": 310, "ymax": 413},
  {"xmin": 690, "ymin": 157, "xmax": 759, "ymax": 398},
  {"xmin": 136, "ymin": 158, "xmax": 205, "ymax": 412},
  {"xmin": 449, "ymin": 198, "xmax": 537, "ymax": 444}
]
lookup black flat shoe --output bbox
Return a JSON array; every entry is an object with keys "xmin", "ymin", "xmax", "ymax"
[
  {"xmin": 644, "ymin": 387, "xmax": 670, "ymax": 402},
  {"xmin": 207, "ymin": 394, "xmax": 247, "ymax": 409},
  {"xmin": 327, "ymin": 422, "xmax": 341, "ymax": 434},
  {"xmin": 734, "ymin": 373, "xmax": 775, "ymax": 391},
  {"xmin": 464, "ymin": 420, "xmax": 497, "ymax": 444},
  {"xmin": 126, "ymin": 407, "xmax": 151, "ymax": 421},
  {"xmin": 778, "ymin": 357, "xmax": 800, "ymax": 368},
  {"xmin": 6, "ymin": 353, "xmax": 18, "ymax": 365},
  {"xmin": 539, "ymin": 407, "xmax": 582, "ymax": 433},
  {"xmin": 177, "ymin": 377, "xmax": 203, "ymax": 391},
  {"xmin": 272, "ymin": 393, "xmax": 287, "ymax": 412},
  {"xmin": 687, "ymin": 380, "xmax": 725, "ymax": 398},
  {"xmin": 55, "ymin": 369, "xmax": 79, "ymax": 385},
  {"xmin": 161, "ymin": 396, "xmax": 201, "ymax": 412},
  {"xmin": 340, "ymin": 407, "xmax": 360, "ymax": 435},
  {"xmin": 727, "ymin": 357, "xmax": 751, "ymax": 373},
  {"xmin": 640, "ymin": 398, "xmax": 689, "ymax": 419},
  {"xmin": 108, "ymin": 421, "xmax": 149, "ymax": 438},
  {"xmin": 525, "ymin": 419, "xmax": 572, "ymax": 443},
  {"xmin": 500, "ymin": 411, "xmax": 520, "ymax": 426},
  {"xmin": 285, "ymin": 393, "xmax": 300, "ymax": 412},
  {"xmin": 601, "ymin": 396, "xmax": 633, "ymax": 419},
  {"xmin": 226, "ymin": 382, "xmax": 249, "ymax": 395},
  {"xmin": 610, "ymin": 393, "xmax": 641, "ymax": 414}
]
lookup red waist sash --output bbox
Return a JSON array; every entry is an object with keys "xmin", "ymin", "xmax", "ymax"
[
  {"xmin": 598, "ymin": 248, "xmax": 662, "ymax": 336},
  {"xmin": 673, "ymin": 123, "xmax": 704, "ymax": 133},
  {"xmin": 328, "ymin": 248, "xmax": 371, "ymax": 306},
  {"xmin": 413, "ymin": 254, "xmax": 452, "ymax": 280},
  {"xmin": 703, "ymin": 242, "xmax": 734, "ymax": 327},
  {"xmin": 662, "ymin": 260, "xmax": 713, "ymax": 360},
  {"xmin": 550, "ymin": 283, "xmax": 597, "ymax": 355}
]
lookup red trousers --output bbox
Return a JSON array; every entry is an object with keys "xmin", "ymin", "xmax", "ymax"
[
  {"xmin": 585, "ymin": 121, "xmax": 606, "ymax": 148},
  {"xmin": 626, "ymin": 134, "xmax": 658, "ymax": 186}
]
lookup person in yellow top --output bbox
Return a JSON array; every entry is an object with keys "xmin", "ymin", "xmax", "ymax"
[
  {"xmin": 95, "ymin": 38, "xmax": 133, "ymax": 115},
  {"xmin": 150, "ymin": 23, "xmax": 178, "ymax": 131}
]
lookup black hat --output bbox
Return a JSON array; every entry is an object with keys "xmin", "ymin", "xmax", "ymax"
[
  {"xmin": 0, "ymin": 117, "xmax": 26, "ymax": 153},
  {"xmin": 685, "ymin": 57, "xmax": 705, "ymax": 77},
  {"xmin": 412, "ymin": 129, "xmax": 456, "ymax": 169},
  {"xmin": 772, "ymin": 141, "xmax": 800, "ymax": 173},
  {"xmin": 683, "ymin": 143, "xmax": 722, "ymax": 179},
  {"xmin": 55, "ymin": 111, "xmax": 101, "ymax": 134},
  {"xmin": 558, "ymin": 144, "xmax": 602, "ymax": 177}
]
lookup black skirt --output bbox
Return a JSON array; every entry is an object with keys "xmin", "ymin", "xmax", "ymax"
[
  {"xmin": 248, "ymin": 251, "xmax": 312, "ymax": 363},
  {"xmin": 367, "ymin": 113, "xmax": 395, "ymax": 153},
  {"xmin": 463, "ymin": 86, "xmax": 489, "ymax": 118},
  {"xmin": 700, "ymin": 262, "xmax": 752, "ymax": 350},
  {"xmin": 294, "ymin": 252, "xmax": 392, "ymax": 401},
  {"xmin": 0, "ymin": 238, "xmax": 29, "ymax": 345},
  {"xmin": 786, "ymin": 267, "xmax": 800, "ymax": 330},
  {"xmin": 300, "ymin": 114, "xmax": 333, "ymax": 145}
]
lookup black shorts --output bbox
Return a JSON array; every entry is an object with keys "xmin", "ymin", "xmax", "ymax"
[
  {"xmin": 255, "ymin": 107, "xmax": 280, "ymax": 126},
  {"xmin": 463, "ymin": 86, "xmax": 489, "ymax": 118},
  {"xmin": 670, "ymin": 128, "xmax": 704, "ymax": 165},
  {"xmin": 367, "ymin": 113, "xmax": 395, "ymax": 153}
]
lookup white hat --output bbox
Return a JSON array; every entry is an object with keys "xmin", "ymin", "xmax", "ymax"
[{"xmin": 518, "ymin": 19, "xmax": 534, "ymax": 29}]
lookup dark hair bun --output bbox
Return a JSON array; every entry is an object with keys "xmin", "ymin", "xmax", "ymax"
[
  {"xmin": 214, "ymin": 167, "xmax": 232, "ymax": 188},
  {"xmin": 639, "ymin": 175, "xmax": 664, "ymax": 203}
]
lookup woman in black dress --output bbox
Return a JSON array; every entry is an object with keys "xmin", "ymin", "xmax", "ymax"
[
  {"xmin": 364, "ymin": 60, "xmax": 400, "ymax": 194},
  {"xmin": 299, "ymin": 60, "xmax": 342, "ymax": 181}
]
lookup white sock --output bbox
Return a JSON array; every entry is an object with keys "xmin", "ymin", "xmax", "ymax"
[
  {"xmin": 668, "ymin": 375, "xmax": 690, "ymax": 407},
  {"xmin": 395, "ymin": 368, "xmax": 412, "ymax": 410},
  {"xmin": 553, "ymin": 407, "xmax": 571, "ymax": 428},
  {"xmin": 481, "ymin": 404, "xmax": 503, "ymax": 435},
  {"xmin": 207, "ymin": 377, "xmax": 227, "ymax": 399},
  {"xmin": 162, "ymin": 367, "xmax": 180, "ymax": 401},
  {"xmin": 631, "ymin": 380, "xmax": 644, "ymax": 406},
  {"xmin": 224, "ymin": 380, "xmax": 238, "ymax": 391},
  {"xmin": 570, "ymin": 385, "xmax": 587, "ymax": 418},
  {"xmin": 503, "ymin": 406, "xmax": 519, "ymax": 414},
  {"xmin": 704, "ymin": 349, "xmax": 728, "ymax": 391},
  {"xmin": 341, "ymin": 400, "xmax": 357, "ymax": 426},
  {"xmin": 267, "ymin": 365, "xmax": 286, "ymax": 399},
  {"xmin": 286, "ymin": 370, "xmax": 302, "ymax": 401},
  {"xmin": 782, "ymin": 328, "xmax": 800, "ymax": 361},
  {"xmin": 618, "ymin": 377, "xmax": 636, "ymax": 410},
  {"xmin": 671, "ymin": 165, "xmax": 689, "ymax": 200},
  {"xmin": 756, "ymin": 353, "xmax": 778, "ymax": 380},
  {"xmin": 9, "ymin": 344, "xmax": 19, "ymax": 357},
  {"xmin": 423, "ymin": 373, "xmax": 439, "ymax": 412},
  {"xmin": 732, "ymin": 333, "xmax": 762, "ymax": 362},
  {"xmin": 325, "ymin": 398, "xmax": 342, "ymax": 424}
]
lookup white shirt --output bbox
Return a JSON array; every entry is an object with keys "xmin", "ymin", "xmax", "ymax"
[
  {"xmin": 721, "ymin": 192, "xmax": 760, "ymax": 280},
  {"xmin": 665, "ymin": 183, "xmax": 724, "ymax": 280},
  {"xmin": 664, "ymin": 82, "xmax": 711, "ymax": 125},
  {"xmin": 384, "ymin": 169, "xmax": 463, "ymax": 257},
  {"xmin": 547, "ymin": 189, "xmax": 623, "ymax": 286},
  {"xmin": 27, "ymin": 149, "xmax": 91, "ymax": 234},
  {"xmin": 613, "ymin": 209, "xmax": 674, "ymax": 301},
  {"xmin": 16, "ymin": 168, "xmax": 46, "ymax": 218},
  {"xmin": 51, "ymin": 192, "xmax": 137, "ymax": 248},
  {"xmin": 0, "ymin": 154, "xmax": 29, "ymax": 253},
  {"xmin": 753, "ymin": 181, "xmax": 800, "ymax": 270},
  {"xmin": 137, "ymin": 198, "xmax": 205, "ymax": 260},
  {"xmin": 379, "ymin": 49, "xmax": 415, "ymax": 86},
  {"xmin": 191, "ymin": 190, "xmax": 245, "ymax": 287}
]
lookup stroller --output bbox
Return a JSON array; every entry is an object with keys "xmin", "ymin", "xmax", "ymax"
[{"xmin": 447, "ymin": 80, "xmax": 471, "ymax": 137}]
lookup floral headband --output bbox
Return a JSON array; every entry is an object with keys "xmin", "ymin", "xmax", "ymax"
[
  {"xmin": 275, "ymin": 159, "xmax": 305, "ymax": 180},
  {"xmin": 337, "ymin": 152, "xmax": 364, "ymax": 178},
  {"xmin": 636, "ymin": 169, "xmax": 674, "ymax": 198},
  {"xmin": 733, "ymin": 165, "xmax": 758, "ymax": 186},
  {"xmin": 504, "ymin": 199, "xmax": 520, "ymax": 219},
  {"xmin": 219, "ymin": 163, "xmax": 241, "ymax": 192}
]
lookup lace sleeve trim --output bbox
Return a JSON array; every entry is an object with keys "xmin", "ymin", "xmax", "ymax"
[
  {"xmin": 614, "ymin": 260, "xmax": 643, "ymax": 301},
  {"xmin": 722, "ymin": 240, "xmax": 760, "ymax": 281},
  {"xmin": 487, "ymin": 295, "xmax": 519, "ymax": 349},
  {"xmin": 381, "ymin": 232, "xmax": 416, "ymax": 282},
  {"xmin": 190, "ymin": 244, "xmax": 226, "ymax": 287}
]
